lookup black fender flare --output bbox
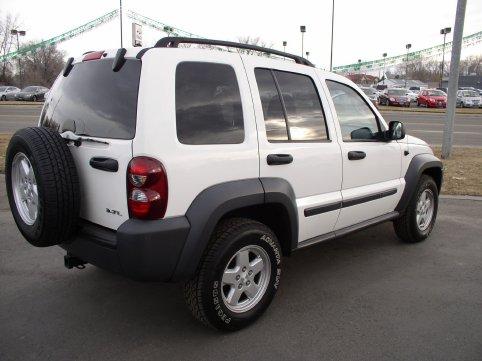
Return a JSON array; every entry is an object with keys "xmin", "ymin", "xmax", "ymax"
[
  {"xmin": 395, "ymin": 153, "xmax": 443, "ymax": 213},
  {"xmin": 171, "ymin": 178, "xmax": 298, "ymax": 281}
]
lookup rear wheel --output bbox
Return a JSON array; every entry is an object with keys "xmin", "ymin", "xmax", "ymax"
[
  {"xmin": 6, "ymin": 127, "xmax": 80, "ymax": 247},
  {"xmin": 394, "ymin": 175, "xmax": 438, "ymax": 243},
  {"xmin": 184, "ymin": 218, "xmax": 282, "ymax": 331},
  {"xmin": 32, "ymin": 95, "xmax": 37, "ymax": 102},
  {"xmin": 1, "ymin": 95, "xmax": 5, "ymax": 101}
]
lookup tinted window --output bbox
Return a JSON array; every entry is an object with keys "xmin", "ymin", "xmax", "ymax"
[
  {"xmin": 255, "ymin": 69, "xmax": 328, "ymax": 142},
  {"xmin": 176, "ymin": 62, "xmax": 244, "ymax": 145},
  {"xmin": 40, "ymin": 59, "xmax": 141, "ymax": 139},
  {"xmin": 254, "ymin": 69, "xmax": 288, "ymax": 141},
  {"xmin": 326, "ymin": 80, "xmax": 381, "ymax": 141}
]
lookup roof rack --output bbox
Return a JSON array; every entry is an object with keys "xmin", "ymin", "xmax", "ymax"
[{"xmin": 154, "ymin": 37, "xmax": 314, "ymax": 67}]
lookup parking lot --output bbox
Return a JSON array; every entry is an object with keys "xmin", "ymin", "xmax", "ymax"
[
  {"xmin": 0, "ymin": 104, "xmax": 482, "ymax": 147},
  {"xmin": 1, "ymin": 175, "xmax": 481, "ymax": 360}
]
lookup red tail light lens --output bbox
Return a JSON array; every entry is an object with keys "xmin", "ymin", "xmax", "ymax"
[
  {"xmin": 127, "ymin": 157, "xmax": 168, "ymax": 219},
  {"xmin": 83, "ymin": 51, "xmax": 105, "ymax": 61}
]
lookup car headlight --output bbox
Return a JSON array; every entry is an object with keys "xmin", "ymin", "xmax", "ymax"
[{"xmin": 390, "ymin": 97, "xmax": 395, "ymax": 101}]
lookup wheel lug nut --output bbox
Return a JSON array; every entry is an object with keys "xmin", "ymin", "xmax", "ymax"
[
  {"xmin": 248, "ymin": 270, "xmax": 253, "ymax": 276},
  {"xmin": 238, "ymin": 284, "xmax": 242, "ymax": 289},
  {"xmin": 242, "ymin": 267, "xmax": 246, "ymax": 272},
  {"xmin": 236, "ymin": 275, "xmax": 240, "ymax": 281},
  {"xmin": 246, "ymin": 281, "xmax": 250, "ymax": 286}
]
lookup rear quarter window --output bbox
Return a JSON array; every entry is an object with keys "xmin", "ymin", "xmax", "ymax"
[{"xmin": 175, "ymin": 62, "xmax": 244, "ymax": 145}]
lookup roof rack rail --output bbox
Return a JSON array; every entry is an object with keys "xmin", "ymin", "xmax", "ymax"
[{"xmin": 154, "ymin": 37, "xmax": 314, "ymax": 67}]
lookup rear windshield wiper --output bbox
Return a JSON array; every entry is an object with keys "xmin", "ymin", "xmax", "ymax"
[{"xmin": 60, "ymin": 131, "xmax": 109, "ymax": 147}]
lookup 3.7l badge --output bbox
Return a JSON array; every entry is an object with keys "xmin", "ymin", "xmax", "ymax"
[{"xmin": 106, "ymin": 208, "xmax": 122, "ymax": 216}]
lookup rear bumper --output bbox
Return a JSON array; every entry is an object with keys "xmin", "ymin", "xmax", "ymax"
[{"xmin": 61, "ymin": 217, "xmax": 190, "ymax": 282}]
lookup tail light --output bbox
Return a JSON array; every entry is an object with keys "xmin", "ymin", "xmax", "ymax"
[{"xmin": 127, "ymin": 157, "xmax": 168, "ymax": 219}]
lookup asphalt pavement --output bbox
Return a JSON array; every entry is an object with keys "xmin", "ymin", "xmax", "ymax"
[
  {"xmin": 1, "ymin": 175, "xmax": 481, "ymax": 361},
  {"xmin": 0, "ymin": 104, "xmax": 481, "ymax": 147}
]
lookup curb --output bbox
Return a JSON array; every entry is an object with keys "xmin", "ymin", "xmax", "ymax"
[
  {"xmin": 379, "ymin": 107, "xmax": 482, "ymax": 115},
  {"xmin": 0, "ymin": 102, "xmax": 43, "ymax": 106},
  {"xmin": 440, "ymin": 194, "xmax": 482, "ymax": 201}
]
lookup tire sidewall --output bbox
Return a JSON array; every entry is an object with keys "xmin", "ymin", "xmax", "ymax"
[
  {"xmin": 202, "ymin": 227, "xmax": 282, "ymax": 331},
  {"xmin": 6, "ymin": 134, "xmax": 46, "ymax": 246},
  {"xmin": 409, "ymin": 177, "xmax": 439, "ymax": 240}
]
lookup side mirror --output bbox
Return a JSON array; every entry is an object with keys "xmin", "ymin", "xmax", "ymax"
[{"xmin": 387, "ymin": 121, "xmax": 405, "ymax": 140}]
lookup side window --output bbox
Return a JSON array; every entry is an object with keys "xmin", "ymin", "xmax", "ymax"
[
  {"xmin": 175, "ymin": 62, "xmax": 244, "ymax": 145},
  {"xmin": 255, "ymin": 68, "xmax": 328, "ymax": 142},
  {"xmin": 326, "ymin": 80, "xmax": 381, "ymax": 141}
]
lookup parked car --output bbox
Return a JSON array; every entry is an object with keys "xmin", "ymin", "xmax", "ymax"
[
  {"xmin": 0, "ymin": 86, "xmax": 21, "ymax": 100},
  {"xmin": 379, "ymin": 88, "xmax": 411, "ymax": 107},
  {"xmin": 360, "ymin": 86, "xmax": 379, "ymax": 106},
  {"xmin": 406, "ymin": 90, "xmax": 419, "ymax": 103},
  {"xmin": 436, "ymin": 87, "xmax": 448, "ymax": 94},
  {"xmin": 14, "ymin": 86, "xmax": 49, "ymax": 101},
  {"xmin": 5, "ymin": 38, "xmax": 442, "ymax": 331},
  {"xmin": 417, "ymin": 89, "xmax": 447, "ymax": 108},
  {"xmin": 456, "ymin": 89, "xmax": 481, "ymax": 108}
]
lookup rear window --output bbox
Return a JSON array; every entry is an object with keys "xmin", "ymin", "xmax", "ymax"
[{"xmin": 40, "ymin": 59, "xmax": 141, "ymax": 140}]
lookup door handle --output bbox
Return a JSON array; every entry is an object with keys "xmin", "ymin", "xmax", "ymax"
[
  {"xmin": 89, "ymin": 157, "xmax": 119, "ymax": 172},
  {"xmin": 348, "ymin": 151, "xmax": 366, "ymax": 160},
  {"xmin": 267, "ymin": 154, "xmax": 293, "ymax": 165}
]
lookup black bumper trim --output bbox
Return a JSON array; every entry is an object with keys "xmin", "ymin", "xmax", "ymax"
[{"xmin": 62, "ymin": 216, "xmax": 190, "ymax": 282}]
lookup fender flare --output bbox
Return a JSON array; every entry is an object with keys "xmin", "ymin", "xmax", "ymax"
[
  {"xmin": 171, "ymin": 178, "xmax": 298, "ymax": 281},
  {"xmin": 395, "ymin": 153, "xmax": 443, "ymax": 213}
]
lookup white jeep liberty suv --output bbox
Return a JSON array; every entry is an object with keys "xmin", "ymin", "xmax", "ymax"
[{"xmin": 6, "ymin": 37, "xmax": 442, "ymax": 331}]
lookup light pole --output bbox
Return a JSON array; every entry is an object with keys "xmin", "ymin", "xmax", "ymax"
[
  {"xmin": 330, "ymin": 0, "xmax": 335, "ymax": 71},
  {"xmin": 405, "ymin": 43, "xmax": 411, "ymax": 88},
  {"xmin": 119, "ymin": 0, "xmax": 123, "ymax": 47},
  {"xmin": 382, "ymin": 52, "xmax": 387, "ymax": 85},
  {"xmin": 440, "ymin": 27, "xmax": 452, "ymax": 87},
  {"xmin": 283, "ymin": 41, "xmax": 287, "ymax": 53},
  {"xmin": 306, "ymin": 51, "xmax": 310, "ymax": 59},
  {"xmin": 358, "ymin": 59, "xmax": 362, "ymax": 73},
  {"xmin": 10, "ymin": 29, "xmax": 26, "ymax": 88},
  {"xmin": 300, "ymin": 25, "xmax": 306, "ymax": 57}
]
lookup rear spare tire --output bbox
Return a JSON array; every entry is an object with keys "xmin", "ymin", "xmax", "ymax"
[{"xmin": 6, "ymin": 127, "xmax": 80, "ymax": 247}]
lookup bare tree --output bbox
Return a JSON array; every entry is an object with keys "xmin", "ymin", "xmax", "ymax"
[
  {"xmin": 19, "ymin": 42, "xmax": 65, "ymax": 87},
  {"xmin": 237, "ymin": 36, "xmax": 273, "ymax": 56},
  {"xmin": 0, "ymin": 12, "xmax": 20, "ymax": 84}
]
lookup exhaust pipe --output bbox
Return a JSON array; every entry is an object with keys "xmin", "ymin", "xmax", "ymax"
[{"xmin": 64, "ymin": 254, "xmax": 87, "ymax": 269}]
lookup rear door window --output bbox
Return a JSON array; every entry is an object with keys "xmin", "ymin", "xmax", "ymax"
[
  {"xmin": 254, "ymin": 68, "xmax": 328, "ymax": 142},
  {"xmin": 40, "ymin": 59, "xmax": 141, "ymax": 140},
  {"xmin": 175, "ymin": 62, "xmax": 244, "ymax": 145}
]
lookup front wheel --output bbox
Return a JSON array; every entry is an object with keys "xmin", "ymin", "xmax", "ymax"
[
  {"xmin": 393, "ymin": 175, "xmax": 439, "ymax": 243},
  {"xmin": 184, "ymin": 218, "xmax": 282, "ymax": 331}
]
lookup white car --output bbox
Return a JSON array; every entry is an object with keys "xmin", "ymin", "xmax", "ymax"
[
  {"xmin": 456, "ymin": 90, "xmax": 482, "ymax": 108},
  {"xmin": 5, "ymin": 38, "xmax": 443, "ymax": 331},
  {"xmin": 406, "ymin": 89, "xmax": 419, "ymax": 102},
  {"xmin": 0, "ymin": 85, "xmax": 20, "ymax": 100}
]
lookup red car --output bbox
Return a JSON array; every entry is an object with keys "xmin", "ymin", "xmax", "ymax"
[{"xmin": 417, "ymin": 89, "xmax": 447, "ymax": 108}]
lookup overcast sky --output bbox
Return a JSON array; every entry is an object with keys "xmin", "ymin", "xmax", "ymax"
[{"xmin": 1, "ymin": 0, "xmax": 481, "ymax": 69}]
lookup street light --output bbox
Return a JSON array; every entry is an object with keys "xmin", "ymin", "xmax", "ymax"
[
  {"xmin": 283, "ymin": 41, "xmax": 287, "ymax": 53},
  {"xmin": 405, "ymin": 43, "xmax": 412, "ymax": 88},
  {"xmin": 358, "ymin": 59, "xmax": 362, "ymax": 73},
  {"xmin": 382, "ymin": 52, "xmax": 387, "ymax": 85},
  {"xmin": 10, "ymin": 29, "xmax": 26, "ymax": 88},
  {"xmin": 440, "ymin": 27, "xmax": 452, "ymax": 87},
  {"xmin": 300, "ymin": 25, "xmax": 306, "ymax": 57},
  {"xmin": 305, "ymin": 51, "xmax": 310, "ymax": 59}
]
